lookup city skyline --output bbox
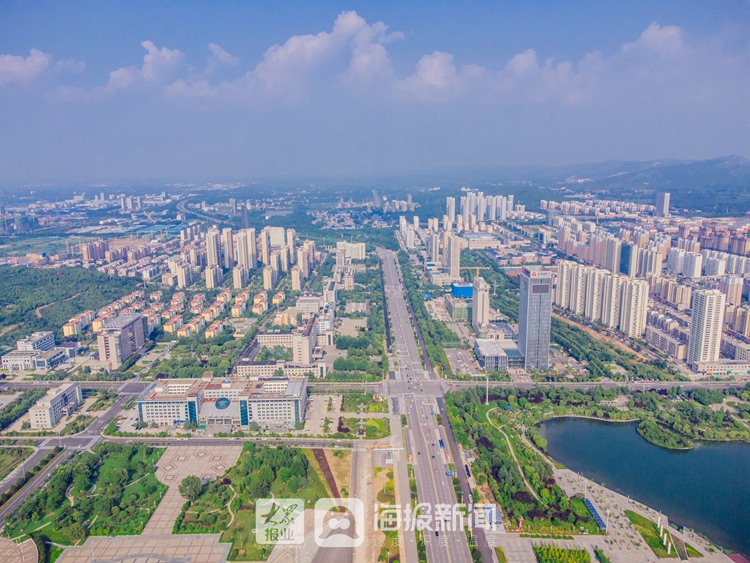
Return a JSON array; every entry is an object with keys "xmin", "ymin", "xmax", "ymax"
[
  {"xmin": 1, "ymin": 2, "xmax": 749, "ymax": 183},
  {"xmin": 2, "ymin": 4, "xmax": 750, "ymax": 562}
]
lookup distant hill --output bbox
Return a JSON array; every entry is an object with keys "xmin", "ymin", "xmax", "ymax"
[
  {"xmin": 536, "ymin": 156, "xmax": 750, "ymax": 214},
  {"xmin": 416, "ymin": 156, "xmax": 750, "ymax": 215}
]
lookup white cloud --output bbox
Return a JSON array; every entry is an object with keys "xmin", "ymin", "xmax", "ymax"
[
  {"xmin": 103, "ymin": 40, "xmax": 184, "ymax": 92},
  {"xmin": 167, "ymin": 11, "xmax": 400, "ymax": 99},
  {"xmin": 55, "ymin": 58, "xmax": 86, "ymax": 74},
  {"xmin": 31, "ymin": 14, "xmax": 748, "ymax": 117},
  {"xmin": 0, "ymin": 49, "xmax": 51, "ymax": 86},
  {"xmin": 208, "ymin": 43, "xmax": 239, "ymax": 67},
  {"xmin": 622, "ymin": 22, "xmax": 686, "ymax": 57}
]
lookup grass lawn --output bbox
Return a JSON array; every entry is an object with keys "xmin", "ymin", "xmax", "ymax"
[
  {"xmin": 342, "ymin": 417, "xmax": 390, "ymax": 439},
  {"xmin": 533, "ymin": 544, "xmax": 591, "ymax": 562},
  {"xmin": 672, "ymin": 533, "xmax": 703, "ymax": 558},
  {"xmin": 326, "ymin": 449, "xmax": 351, "ymax": 497},
  {"xmin": 570, "ymin": 497, "xmax": 603, "ymax": 534},
  {"xmin": 376, "ymin": 468, "xmax": 396, "ymax": 504},
  {"xmin": 301, "ymin": 449, "xmax": 334, "ymax": 499},
  {"xmin": 49, "ymin": 544, "xmax": 64, "ymax": 562},
  {"xmin": 341, "ymin": 392, "xmax": 389, "ymax": 414},
  {"xmin": 378, "ymin": 530, "xmax": 399, "ymax": 562},
  {"xmin": 176, "ymin": 444, "xmax": 330, "ymax": 562},
  {"xmin": 625, "ymin": 510, "xmax": 678, "ymax": 558},
  {"xmin": 88, "ymin": 392, "xmax": 118, "ymax": 412},
  {"xmin": 4, "ymin": 444, "xmax": 166, "ymax": 544},
  {"xmin": 223, "ymin": 451, "xmax": 329, "ymax": 560},
  {"xmin": 61, "ymin": 415, "xmax": 94, "ymax": 435},
  {"xmin": 177, "ymin": 480, "xmax": 232, "ymax": 533},
  {"xmin": 0, "ymin": 446, "xmax": 32, "ymax": 481}
]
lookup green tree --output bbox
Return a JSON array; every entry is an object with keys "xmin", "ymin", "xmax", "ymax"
[{"xmin": 179, "ymin": 475, "xmax": 203, "ymax": 502}]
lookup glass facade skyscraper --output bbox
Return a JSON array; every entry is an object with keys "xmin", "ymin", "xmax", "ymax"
[{"xmin": 518, "ymin": 266, "xmax": 552, "ymax": 371}]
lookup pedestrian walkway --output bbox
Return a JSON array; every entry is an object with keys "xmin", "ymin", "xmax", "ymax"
[
  {"xmin": 142, "ymin": 445, "xmax": 242, "ymax": 535},
  {"xmin": 58, "ymin": 534, "xmax": 230, "ymax": 563},
  {"xmin": 0, "ymin": 537, "xmax": 37, "ymax": 563}
]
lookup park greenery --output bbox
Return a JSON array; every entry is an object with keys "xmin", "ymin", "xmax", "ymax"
[
  {"xmin": 145, "ymin": 328, "xmax": 253, "ymax": 379},
  {"xmin": 255, "ymin": 345, "xmax": 292, "ymax": 362},
  {"xmin": 0, "ymin": 389, "xmax": 45, "ymax": 431},
  {"xmin": 60, "ymin": 414, "xmax": 95, "ymax": 436},
  {"xmin": 533, "ymin": 544, "xmax": 591, "ymax": 563},
  {"xmin": 398, "ymin": 251, "xmax": 460, "ymax": 376},
  {"xmin": 5, "ymin": 443, "xmax": 166, "ymax": 544},
  {"xmin": 88, "ymin": 389, "xmax": 118, "ymax": 411},
  {"xmin": 0, "ymin": 267, "xmax": 138, "ymax": 348},
  {"xmin": 174, "ymin": 443, "xmax": 329, "ymax": 561},
  {"xmin": 446, "ymin": 384, "xmax": 750, "ymax": 536},
  {"xmin": 0, "ymin": 448, "xmax": 62, "ymax": 510},
  {"xmin": 446, "ymin": 388, "xmax": 601, "ymax": 535},
  {"xmin": 625, "ymin": 510, "xmax": 678, "ymax": 559},
  {"xmin": 636, "ymin": 420, "xmax": 693, "ymax": 450},
  {"xmin": 550, "ymin": 318, "xmax": 680, "ymax": 382},
  {"xmin": 327, "ymin": 258, "xmax": 389, "ymax": 382},
  {"xmin": 340, "ymin": 417, "xmax": 390, "ymax": 439},
  {"xmin": 341, "ymin": 391, "xmax": 389, "ymax": 413},
  {"xmin": 0, "ymin": 446, "xmax": 32, "ymax": 481},
  {"xmin": 178, "ymin": 475, "xmax": 203, "ymax": 502}
]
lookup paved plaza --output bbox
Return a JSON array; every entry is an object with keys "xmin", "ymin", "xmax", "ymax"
[
  {"xmin": 58, "ymin": 445, "xmax": 243, "ymax": 563},
  {"xmin": 143, "ymin": 445, "xmax": 242, "ymax": 536},
  {"xmin": 58, "ymin": 534, "xmax": 230, "ymax": 563},
  {"xmin": 0, "ymin": 537, "xmax": 37, "ymax": 563}
]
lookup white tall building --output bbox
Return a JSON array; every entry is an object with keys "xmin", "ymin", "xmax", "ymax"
[
  {"xmin": 221, "ymin": 228, "xmax": 235, "ymax": 270},
  {"xmin": 234, "ymin": 230, "xmax": 251, "ymax": 270},
  {"xmin": 683, "ymin": 252, "xmax": 703, "ymax": 278},
  {"xmin": 656, "ymin": 192, "xmax": 670, "ymax": 217},
  {"xmin": 719, "ymin": 275, "xmax": 743, "ymax": 307},
  {"xmin": 445, "ymin": 234, "xmax": 462, "ymax": 279},
  {"xmin": 472, "ymin": 276, "xmax": 491, "ymax": 330},
  {"xmin": 619, "ymin": 279, "xmax": 649, "ymax": 337},
  {"xmin": 583, "ymin": 268, "xmax": 607, "ymax": 323},
  {"xmin": 248, "ymin": 228, "xmax": 258, "ymax": 267},
  {"xmin": 205, "ymin": 265, "xmax": 222, "ymax": 289},
  {"xmin": 446, "ymin": 196, "xmax": 456, "ymax": 223},
  {"xmin": 233, "ymin": 266, "xmax": 247, "ymax": 289},
  {"xmin": 688, "ymin": 289, "xmax": 726, "ymax": 366},
  {"xmin": 601, "ymin": 275, "xmax": 626, "ymax": 330},
  {"xmin": 206, "ymin": 227, "xmax": 221, "ymax": 269}
]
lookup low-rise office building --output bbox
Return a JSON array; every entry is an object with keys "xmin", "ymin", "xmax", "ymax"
[
  {"xmin": 97, "ymin": 313, "xmax": 148, "ymax": 370},
  {"xmin": 1, "ymin": 346, "xmax": 74, "ymax": 371},
  {"xmin": 29, "ymin": 383, "xmax": 83, "ymax": 429},
  {"xmin": 474, "ymin": 339, "xmax": 524, "ymax": 372},
  {"xmin": 16, "ymin": 331, "xmax": 56, "ymax": 352},
  {"xmin": 137, "ymin": 376, "xmax": 308, "ymax": 430}
]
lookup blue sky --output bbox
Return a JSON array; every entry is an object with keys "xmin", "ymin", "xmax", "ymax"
[{"xmin": 1, "ymin": 1, "xmax": 749, "ymax": 184}]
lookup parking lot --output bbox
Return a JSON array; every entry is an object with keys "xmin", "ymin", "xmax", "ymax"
[
  {"xmin": 446, "ymin": 348, "xmax": 484, "ymax": 377},
  {"xmin": 303, "ymin": 394, "xmax": 341, "ymax": 435}
]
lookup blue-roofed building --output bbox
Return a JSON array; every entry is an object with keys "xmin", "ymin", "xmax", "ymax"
[{"xmin": 451, "ymin": 282, "xmax": 473, "ymax": 299}]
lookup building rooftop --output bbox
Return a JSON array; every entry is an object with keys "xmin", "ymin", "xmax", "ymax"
[
  {"xmin": 102, "ymin": 313, "xmax": 144, "ymax": 330},
  {"xmin": 475, "ymin": 339, "xmax": 507, "ymax": 357}
]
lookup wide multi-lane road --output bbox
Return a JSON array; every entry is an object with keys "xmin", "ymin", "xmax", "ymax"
[{"xmin": 379, "ymin": 248, "xmax": 475, "ymax": 563}]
